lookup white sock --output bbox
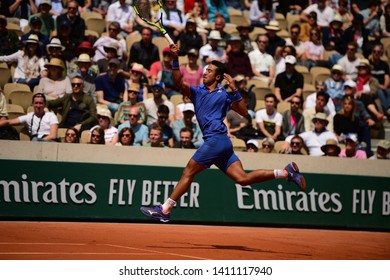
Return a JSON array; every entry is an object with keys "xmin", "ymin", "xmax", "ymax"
[
  {"xmin": 162, "ymin": 198, "xmax": 176, "ymax": 214},
  {"xmin": 274, "ymin": 169, "xmax": 286, "ymax": 179}
]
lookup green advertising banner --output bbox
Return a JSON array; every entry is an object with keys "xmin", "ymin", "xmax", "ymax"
[{"xmin": 0, "ymin": 159, "xmax": 389, "ymax": 231}]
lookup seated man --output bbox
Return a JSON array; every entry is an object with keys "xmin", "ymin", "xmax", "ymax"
[
  {"xmin": 255, "ymin": 93, "xmax": 283, "ymax": 141},
  {"xmin": 0, "ymin": 93, "xmax": 58, "ymax": 141},
  {"xmin": 47, "ymin": 76, "xmax": 98, "ymax": 133},
  {"xmin": 173, "ymin": 127, "xmax": 196, "ymax": 149},
  {"xmin": 95, "ymin": 58, "xmax": 127, "ymax": 117},
  {"xmin": 148, "ymin": 105, "xmax": 174, "ymax": 148},
  {"xmin": 143, "ymin": 126, "xmax": 167, "ymax": 148},
  {"xmin": 172, "ymin": 103, "xmax": 203, "ymax": 148},
  {"xmin": 118, "ymin": 106, "xmax": 149, "ymax": 146},
  {"xmin": 144, "ymin": 82, "xmax": 175, "ymax": 126}
]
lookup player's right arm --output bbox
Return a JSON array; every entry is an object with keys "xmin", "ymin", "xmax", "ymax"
[{"xmin": 170, "ymin": 44, "xmax": 191, "ymax": 98}]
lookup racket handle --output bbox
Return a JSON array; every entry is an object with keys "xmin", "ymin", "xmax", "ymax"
[{"xmin": 163, "ymin": 33, "xmax": 175, "ymax": 45}]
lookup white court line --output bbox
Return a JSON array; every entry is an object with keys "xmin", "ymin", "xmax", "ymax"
[
  {"xmin": 103, "ymin": 244, "xmax": 211, "ymax": 260},
  {"xmin": 0, "ymin": 242, "xmax": 210, "ymax": 260}
]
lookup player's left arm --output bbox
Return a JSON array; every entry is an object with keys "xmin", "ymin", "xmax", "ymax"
[{"xmin": 224, "ymin": 73, "xmax": 248, "ymax": 117}]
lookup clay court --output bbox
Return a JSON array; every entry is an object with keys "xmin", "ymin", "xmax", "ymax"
[{"xmin": 0, "ymin": 221, "xmax": 389, "ymax": 260}]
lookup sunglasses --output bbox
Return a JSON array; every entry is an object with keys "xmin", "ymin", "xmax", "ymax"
[
  {"xmin": 71, "ymin": 83, "xmax": 82, "ymax": 87},
  {"xmin": 291, "ymin": 141, "xmax": 301, "ymax": 146},
  {"xmin": 128, "ymin": 114, "xmax": 139, "ymax": 118},
  {"xmin": 347, "ymin": 48, "xmax": 356, "ymax": 51},
  {"xmin": 91, "ymin": 134, "xmax": 100, "ymax": 138},
  {"xmin": 109, "ymin": 28, "xmax": 119, "ymax": 32},
  {"xmin": 66, "ymin": 133, "xmax": 76, "ymax": 137},
  {"xmin": 131, "ymin": 71, "xmax": 141, "ymax": 74},
  {"xmin": 291, "ymin": 101, "xmax": 300, "ymax": 105},
  {"xmin": 310, "ymin": 33, "xmax": 318, "ymax": 36},
  {"xmin": 67, "ymin": 6, "xmax": 77, "ymax": 10},
  {"xmin": 122, "ymin": 133, "xmax": 131, "ymax": 137},
  {"xmin": 158, "ymin": 115, "xmax": 168, "ymax": 119},
  {"xmin": 128, "ymin": 91, "xmax": 139, "ymax": 94},
  {"xmin": 97, "ymin": 115, "xmax": 109, "ymax": 120},
  {"xmin": 291, "ymin": 31, "xmax": 299, "ymax": 35},
  {"xmin": 262, "ymin": 144, "xmax": 272, "ymax": 148}
]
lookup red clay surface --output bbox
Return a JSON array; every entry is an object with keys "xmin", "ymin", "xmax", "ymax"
[{"xmin": 0, "ymin": 221, "xmax": 389, "ymax": 260}]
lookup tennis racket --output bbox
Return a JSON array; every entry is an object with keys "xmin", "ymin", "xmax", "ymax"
[{"xmin": 132, "ymin": 0, "xmax": 175, "ymax": 45}]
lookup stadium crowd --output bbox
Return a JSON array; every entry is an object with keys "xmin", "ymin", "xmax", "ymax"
[{"xmin": 0, "ymin": 0, "xmax": 390, "ymax": 159}]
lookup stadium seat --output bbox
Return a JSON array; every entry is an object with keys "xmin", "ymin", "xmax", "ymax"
[
  {"xmin": 80, "ymin": 130, "xmax": 90, "ymax": 143},
  {"xmin": 80, "ymin": 11, "xmax": 103, "ymax": 20},
  {"xmin": 152, "ymin": 37, "xmax": 170, "ymax": 59},
  {"xmin": 6, "ymin": 22, "xmax": 23, "ymax": 37},
  {"xmin": 286, "ymin": 13, "xmax": 300, "ymax": 31},
  {"xmin": 254, "ymin": 100, "xmax": 265, "ymax": 111},
  {"xmin": 7, "ymin": 104, "xmax": 25, "ymax": 119},
  {"xmin": 252, "ymin": 87, "xmax": 272, "ymax": 101},
  {"xmin": 248, "ymin": 79, "xmax": 268, "ymax": 88},
  {"xmin": 85, "ymin": 18, "xmax": 106, "ymax": 35},
  {"xmin": 8, "ymin": 91, "xmax": 34, "ymax": 112},
  {"xmin": 57, "ymin": 128, "xmax": 67, "ymax": 142},
  {"xmin": 310, "ymin": 66, "xmax": 330, "ymax": 86},
  {"xmin": 231, "ymin": 138, "xmax": 246, "ymax": 151},
  {"xmin": 274, "ymin": 141, "xmax": 287, "ymax": 153},
  {"xmin": 275, "ymin": 13, "xmax": 287, "ymax": 30},
  {"xmin": 0, "ymin": 63, "xmax": 11, "ymax": 90},
  {"xmin": 170, "ymin": 95, "xmax": 183, "ymax": 108},
  {"xmin": 277, "ymin": 101, "xmax": 290, "ymax": 113},
  {"xmin": 227, "ymin": 8, "xmax": 242, "ymax": 16}
]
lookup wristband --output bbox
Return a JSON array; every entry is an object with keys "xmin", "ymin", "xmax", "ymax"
[
  {"xmin": 172, "ymin": 60, "xmax": 179, "ymax": 69},
  {"xmin": 232, "ymin": 89, "xmax": 242, "ymax": 102}
]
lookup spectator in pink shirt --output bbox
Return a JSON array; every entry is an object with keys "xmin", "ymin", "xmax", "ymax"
[{"xmin": 339, "ymin": 133, "xmax": 367, "ymax": 159}]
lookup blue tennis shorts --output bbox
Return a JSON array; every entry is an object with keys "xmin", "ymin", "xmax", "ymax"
[{"xmin": 192, "ymin": 134, "xmax": 240, "ymax": 173}]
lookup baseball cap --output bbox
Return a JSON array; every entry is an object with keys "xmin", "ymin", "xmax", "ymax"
[
  {"xmin": 182, "ymin": 103, "xmax": 195, "ymax": 113},
  {"xmin": 108, "ymin": 58, "xmax": 120, "ymax": 66},
  {"xmin": 29, "ymin": 15, "xmax": 42, "ymax": 25},
  {"xmin": 153, "ymin": 81, "xmax": 165, "ymax": 90},
  {"xmin": 346, "ymin": 133, "xmax": 358, "ymax": 143},
  {"xmin": 163, "ymin": 47, "xmax": 171, "ymax": 54},
  {"xmin": 344, "ymin": 80, "xmax": 356, "ymax": 88},
  {"xmin": 187, "ymin": 49, "xmax": 199, "ymax": 57},
  {"xmin": 247, "ymin": 139, "xmax": 259, "ymax": 148},
  {"xmin": 285, "ymin": 55, "xmax": 297, "ymax": 65}
]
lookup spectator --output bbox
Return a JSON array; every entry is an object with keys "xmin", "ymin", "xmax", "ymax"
[
  {"xmin": 283, "ymin": 112, "xmax": 338, "ymax": 156},
  {"xmin": 69, "ymin": 54, "xmax": 97, "ymax": 101},
  {"xmin": 128, "ymin": 27, "xmax": 160, "ymax": 71},
  {"xmin": 199, "ymin": 30, "xmax": 227, "ymax": 67},
  {"xmin": 0, "ymin": 15, "xmax": 22, "ymax": 56},
  {"xmin": 144, "ymin": 82, "xmax": 175, "ymax": 126},
  {"xmin": 0, "ymin": 34, "xmax": 45, "ymax": 91},
  {"xmin": 234, "ymin": 76, "xmax": 256, "ymax": 118},
  {"xmin": 333, "ymin": 95, "xmax": 360, "ymax": 143},
  {"xmin": 117, "ymin": 83, "xmax": 147, "ymax": 125},
  {"xmin": 206, "ymin": 0, "xmax": 230, "ymax": 23},
  {"xmin": 380, "ymin": 2, "xmax": 390, "ymax": 37},
  {"xmin": 281, "ymin": 96, "xmax": 305, "ymax": 139},
  {"xmin": 56, "ymin": 1, "xmax": 86, "ymax": 44},
  {"xmin": 355, "ymin": 59, "xmax": 384, "ymax": 121},
  {"xmin": 57, "ymin": 19, "xmax": 78, "ymax": 62},
  {"xmin": 178, "ymin": 18, "xmax": 203, "ymax": 56},
  {"xmin": 9, "ymin": 0, "xmax": 38, "ymax": 30},
  {"xmin": 0, "ymin": 93, "xmax": 58, "ymax": 142},
  {"xmin": 245, "ymin": 139, "xmax": 259, "ymax": 153},
  {"xmin": 64, "ymin": 127, "xmax": 80, "ymax": 143},
  {"xmin": 89, "ymin": 126, "xmax": 105, "ymax": 144},
  {"xmin": 160, "ymin": 0, "xmax": 186, "ymax": 42},
  {"xmin": 325, "ymin": 64, "xmax": 345, "ymax": 99},
  {"xmin": 107, "ymin": 0, "xmax": 136, "ymax": 38},
  {"xmin": 342, "ymin": 14, "xmax": 369, "ymax": 57},
  {"xmin": 248, "ymin": 34, "xmax": 275, "ymax": 86},
  {"xmin": 32, "ymin": 0, "xmax": 56, "ymax": 38},
  {"xmin": 93, "ymin": 21, "xmax": 127, "ymax": 62},
  {"xmin": 47, "ymin": 76, "xmax": 98, "ymax": 132},
  {"xmin": 255, "ymin": 93, "xmax": 283, "ymax": 141},
  {"xmin": 180, "ymin": 49, "xmax": 203, "ymax": 86},
  {"xmin": 370, "ymin": 44, "xmax": 390, "ymax": 116},
  {"xmin": 305, "ymin": 80, "xmax": 336, "ymax": 115},
  {"xmin": 21, "ymin": 15, "xmax": 50, "ymax": 56},
  {"xmin": 360, "ymin": 0, "xmax": 381, "ymax": 38},
  {"xmin": 281, "ymin": 135, "xmax": 308, "ymax": 155},
  {"xmin": 322, "ymin": 14, "xmax": 344, "ymax": 54},
  {"xmin": 38, "ymin": 58, "xmax": 72, "ymax": 100},
  {"xmin": 173, "ymin": 127, "xmax": 196, "ymax": 149},
  {"xmin": 144, "ymin": 126, "xmax": 166, "ymax": 148},
  {"xmin": 320, "ymin": 138, "xmax": 341, "ymax": 157},
  {"xmin": 337, "ymin": 41, "xmax": 361, "ymax": 81},
  {"xmin": 249, "ymin": 0, "xmax": 273, "ymax": 28},
  {"xmin": 285, "ymin": 24, "xmax": 305, "ymax": 62},
  {"xmin": 260, "ymin": 137, "xmax": 276, "ymax": 153},
  {"xmin": 339, "ymin": 133, "xmax": 367, "ymax": 159},
  {"xmin": 91, "ymin": 106, "xmax": 118, "ymax": 145},
  {"xmin": 95, "ymin": 58, "xmax": 127, "ymax": 117},
  {"xmin": 172, "ymin": 103, "xmax": 203, "ymax": 148},
  {"xmin": 275, "ymin": 44, "xmax": 296, "ymax": 75},
  {"xmin": 265, "ymin": 20, "xmax": 286, "ymax": 59},
  {"xmin": 226, "ymin": 97, "xmax": 256, "ymax": 141},
  {"xmin": 303, "ymin": 90, "xmax": 334, "ymax": 132},
  {"xmin": 44, "ymin": 37, "xmax": 67, "ymax": 76},
  {"xmin": 302, "ymin": 27, "xmax": 326, "ymax": 69},
  {"xmin": 116, "ymin": 127, "xmax": 135, "ymax": 146},
  {"xmin": 301, "ymin": 0, "xmax": 334, "ymax": 29},
  {"xmin": 184, "ymin": 0, "xmax": 209, "ymax": 44},
  {"xmin": 118, "ymin": 106, "xmax": 149, "ymax": 146},
  {"xmin": 274, "ymin": 55, "xmax": 304, "ymax": 103},
  {"xmin": 149, "ymin": 47, "xmax": 180, "ymax": 98},
  {"xmin": 149, "ymin": 104, "xmax": 174, "ymax": 147},
  {"xmin": 369, "ymin": 140, "xmax": 390, "ymax": 159},
  {"xmin": 0, "ymin": 92, "xmax": 8, "ymax": 121},
  {"xmin": 299, "ymin": 11, "xmax": 319, "ymax": 43},
  {"xmin": 132, "ymin": 0, "xmax": 159, "ymax": 33},
  {"xmin": 213, "ymin": 15, "xmax": 231, "ymax": 49},
  {"xmin": 97, "ymin": 42, "xmax": 128, "ymax": 76},
  {"xmin": 226, "ymin": 35, "xmax": 253, "ymax": 79},
  {"xmin": 236, "ymin": 22, "xmax": 255, "ymax": 54},
  {"xmin": 335, "ymin": 0, "xmax": 353, "ymax": 31}
]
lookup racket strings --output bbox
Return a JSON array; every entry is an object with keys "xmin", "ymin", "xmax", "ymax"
[{"xmin": 133, "ymin": 0, "xmax": 155, "ymax": 21}]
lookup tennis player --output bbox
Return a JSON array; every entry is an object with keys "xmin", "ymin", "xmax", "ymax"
[{"xmin": 140, "ymin": 44, "xmax": 306, "ymax": 222}]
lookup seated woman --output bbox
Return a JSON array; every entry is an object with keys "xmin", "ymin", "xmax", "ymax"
[
  {"xmin": 91, "ymin": 107, "xmax": 118, "ymax": 145},
  {"xmin": 333, "ymin": 95, "xmax": 360, "ymax": 143},
  {"xmin": 64, "ymin": 127, "xmax": 80, "ymax": 143},
  {"xmin": 180, "ymin": 49, "xmax": 203, "ymax": 86},
  {"xmin": 260, "ymin": 137, "xmax": 276, "ymax": 153},
  {"xmin": 116, "ymin": 127, "xmax": 135, "ymax": 146},
  {"xmin": 0, "ymin": 34, "xmax": 45, "ymax": 91},
  {"xmin": 89, "ymin": 126, "xmax": 105, "ymax": 144},
  {"xmin": 302, "ymin": 27, "xmax": 326, "ymax": 70},
  {"xmin": 38, "ymin": 58, "xmax": 72, "ymax": 100}
]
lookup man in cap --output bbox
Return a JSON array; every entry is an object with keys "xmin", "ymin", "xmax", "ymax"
[
  {"xmin": 236, "ymin": 22, "xmax": 254, "ymax": 53},
  {"xmin": 0, "ymin": 15, "xmax": 21, "ymax": 56},
  {"xmin": 199, "ymin": 30, "xmax": 227, "ymax": 67},
  {"xmin": 144, "ymin": 81, "xmax": 175, "ymax": 126},
  {"xmin": 301, "ymin": 0, "xmax": 334, "ymax": 28},
  {"xmin": 325, "ymin": 64, "xmax": 345, "ymax": 99},
  {"xmin": 47, "ymin": 75, "xmax": 98, "ymax": 133},
  {"xmin": 226, "ymin": 35, "xmax": 253, "ymax": 79},
  {"xmin": 30, "ymin": 0, "xmax": 55, "ymax": 38},
  {"xmin": 97, "ymin": 42, "xmax": 129, "ymax": 77},
  {"xmin": 339, "ymin": 133, "xmax": 367, "ymax": 158},
  {"xmin": 245, "ymin": 139, "xmax": 259, "ymax": 153},
  {"xmin": 370, "ymin": 140, "xmax": 390, "ymax": 160},
  {"xmin": 172, "ymin": 103, "xmax": 203, "ymax": 148},
  {"xmin": 303, "ymin": 90, "xmax": 334, "ymax": 132},
  {"xmin": 248, "ymin": 34, "xmax": 275, "ymax": 86},
  {"xmin": 56, "ymin": 1, "xmax": 86, "ymax": 44},
  {"xmin": 274, "ymin": 55, "xmax": 304, "ymax": 103},
  {"xmin": 128, "ymin": 27, "xmax": 160, "ymax": 71},
  {"xmin": 178, "ymin": 18, "xmax": 203, "ymax": 56},
  {"xmin": 21, "ymin": 15, "xmax": 49, "ymax": 55},
  {"xmin": 283, "ymin": 112, "xmax": 338, "ymax": 156},
  {"xmin": 93, "ymin": 21, "xmax": 127, "ymax": 62},
  {"xmin": 95, "ymin": 58, "xmax": 127, "ymax": 116}
]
